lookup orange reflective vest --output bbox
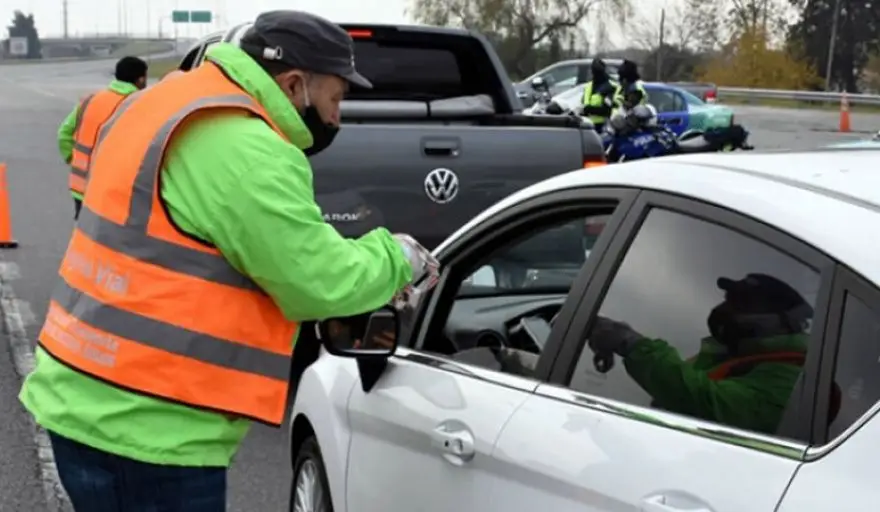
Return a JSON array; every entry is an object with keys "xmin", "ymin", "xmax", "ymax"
[
  {"xmin": 69, "ymin": 89, "xmax": 127, "ymax": 195},
  {"xmin": 40, "ymin": 61, "xmax": 299, "ymax": 426}
]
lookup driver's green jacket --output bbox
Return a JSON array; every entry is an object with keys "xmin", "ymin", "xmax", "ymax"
[
  {"xmin": 20, "ymin": 43, "xmax": 413, "ymax": 467},
  {"xmin": 623, "ymin": 334, "xmax": 807, "ymax": 435}
]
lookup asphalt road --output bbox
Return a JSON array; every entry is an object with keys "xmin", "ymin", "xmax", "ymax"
[{"xmin": 0, "ymin": 60, "xmax": 878, "ymax": 511}]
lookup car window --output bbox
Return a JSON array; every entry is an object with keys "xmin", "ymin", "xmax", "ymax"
[
  {"xmin": 541, "ymin": 65, "xmax": 579, "ymax": 87},
  {"xmin": 568, "ymin": 208, "xmax": 821, "ymax": 440},
  {"xmin": 178, "ymin": 45, "xmax": 202, "ymax": 71},
  {"xmin": 418, "ymin": 207, "xmax": 617, "ymax": 380},
  {"xmin": 680, "ymin": 89, "xmax": 705, "ymax": 106},
  {"xmin": 826, "ymin": 292, "xmax": 880, "ymax": 439},
  {"xmin": 554, "ymin": 76, "xmax": 579, "ymax": 89},
  {"xmin": 461, "ymin": 214, "xmax": 609, "ymax": 294},
  {"xmin": 646, "ymin": 89, "xmax": 683, "ymax": 113}
]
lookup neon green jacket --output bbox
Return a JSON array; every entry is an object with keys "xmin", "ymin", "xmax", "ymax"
[
  {"xmin": 57, "ymin": 79, "xmax": 140, "ymax": 201},
  {"xmin": 623, "ymin": 334, "xmax": 807, "ymax": 435},
  {"xmin": 21, "ymin": 43, "xmax": 413, "ymax": 467}
]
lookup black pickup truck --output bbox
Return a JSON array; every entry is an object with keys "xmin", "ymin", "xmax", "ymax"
[{"xmin": 178, "ymin": 22, "xmax": 605, "ymax": 249}]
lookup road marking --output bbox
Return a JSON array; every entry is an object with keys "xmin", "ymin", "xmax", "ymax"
[
  {"xmin": 0, "ymin": 77, "xmax": 69, "ymax": 102},
  {"xmin": 0, "ymin": 261, "xmax": 72, "ymax": 511}
]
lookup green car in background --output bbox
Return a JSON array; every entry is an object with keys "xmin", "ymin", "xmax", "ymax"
[
  {"xmin": 643, "ymin": 82, "xmax": 735, "ymax": 137},
  {"xmin": 540, "ymin": 81, "xmax": 737, "ymax": 138}
]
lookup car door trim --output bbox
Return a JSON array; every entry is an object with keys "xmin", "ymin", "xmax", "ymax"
[
  {"xmin": 806, "ymin": 264, "xmax": 880, "ymax": 460},
  {"xmin": 546, "ymin": 190, "xmax": 836, "ymax": 456},
  {"xmin": 406, "ymin": 186, "xmax": 640, "ymax": 384},
  {"xmin": 391, "ymin": 347, "xmax": 539, "ymax": 393},
  {"xmin": 534, "ymin": 383, "xmax": 808, "ymax": 460}
]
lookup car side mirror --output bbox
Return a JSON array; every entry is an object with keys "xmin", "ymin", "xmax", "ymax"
[
  {"xmin": 315, "ymin": 307, "xmax": 400, "ymax": 392},
  {"xmin": 531, "ymin": 76, "xmax": 549, "ymax": 92},
  {"xmin": 315, "ymin": 307, "xmax": 400, "ymax": 358}
]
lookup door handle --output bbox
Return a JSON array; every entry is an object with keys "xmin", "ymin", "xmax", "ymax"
[
  {"xmin": 422, "ymin": 137, "xmax": 460, "ymax": 157},
  {"xmin": 667, "ymin": 117, "xmax": 683, "ymax": 125},
  {"xmin": 640, "ymin": 494, "xmax": 713, "ymax": 512},
  {"xmin": 431, "ymin": 421, "xmax": 475, "ymax": 465}
]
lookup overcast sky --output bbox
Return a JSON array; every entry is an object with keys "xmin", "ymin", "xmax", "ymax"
[{"xmin": 4, "ymin": 0, "xmax": 676, "ymax": 47}]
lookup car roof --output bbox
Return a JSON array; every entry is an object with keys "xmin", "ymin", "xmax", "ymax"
[{"xmin": 437, "ymin": 149, "xmax": 880, "ymax": 285}]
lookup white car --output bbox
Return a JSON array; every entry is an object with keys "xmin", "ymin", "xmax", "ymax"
[{"xmin": 290, "ymin": 147, "xmax": 880, "ymax": 512}]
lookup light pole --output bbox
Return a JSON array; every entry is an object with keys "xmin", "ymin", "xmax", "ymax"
[{"xmin": 825, "ymin": 0, "xmax": 842, "ymax": 91}]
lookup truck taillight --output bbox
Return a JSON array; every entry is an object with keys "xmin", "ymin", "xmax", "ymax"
[
  {"xmin": 347, "ymin": 29, "xmax": 373, "ymax": 38},
  {"xmin": 705, "ymin": 89, "xmax": 717, "ymax": 103},
  {"xmin": 584, "ymin": 159, "xmax": 606, "ymax": 169}
]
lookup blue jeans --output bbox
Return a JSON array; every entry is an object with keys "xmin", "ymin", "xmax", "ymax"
[{"xmin": 48, "ymin": 431, "xmax": 227, "ymax": 511}]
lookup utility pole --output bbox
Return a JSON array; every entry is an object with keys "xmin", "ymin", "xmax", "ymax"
[
  {"xmin": 825, "ymin": 0, "xmax": 842, "ymax": 91},
  {"xmin": 62, "ymin": 0, "xmax": 69, "ymax": 38},
  {"xmin": 656, "ymin": 8, "xmax": 665, "ymax": 81}
]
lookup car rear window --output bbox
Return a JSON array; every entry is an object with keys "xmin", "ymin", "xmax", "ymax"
[
  {"xmin": 353, "ymin": 41, "xmax": 462, "ymax": 98},
  {"xmin": 343, "ymin": 27, "xmax": 512, "ymax": 111}
]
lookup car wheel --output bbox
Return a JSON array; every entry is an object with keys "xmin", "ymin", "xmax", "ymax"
[{"xmin": 290, "ymin": 436, "xmax": 334, "ymax": 512}]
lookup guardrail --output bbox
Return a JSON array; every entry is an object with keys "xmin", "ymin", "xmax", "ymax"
[{"xmin": 718, "ymin": 87, "xmax": 880, "ymax": 106}]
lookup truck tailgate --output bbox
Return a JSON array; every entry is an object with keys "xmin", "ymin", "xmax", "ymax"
[{"xmin": 310, "ymin": 124, "xmax": 585, "ymax": 249}]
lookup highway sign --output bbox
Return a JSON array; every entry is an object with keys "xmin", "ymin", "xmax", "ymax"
[
  {"xmin": 171, "ymin": 10, "xmax": 212, "ymax": 23},
  {"xmin": 8, "ymin": 37, "xmax": 27, "ymax": 56},
  {"xmin": 190, "ymin": 11, "xmax": 212, "ymax": 23}
]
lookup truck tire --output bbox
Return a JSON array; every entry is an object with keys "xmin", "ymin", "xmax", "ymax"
[{"xmin": 290, "ymin": 436, "xmax": 334, "ymax": 512}]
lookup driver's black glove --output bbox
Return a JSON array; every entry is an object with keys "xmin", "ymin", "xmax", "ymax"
[{"xmin": 588, "ymin": 316, "xmax": 644, "ymax": 357}]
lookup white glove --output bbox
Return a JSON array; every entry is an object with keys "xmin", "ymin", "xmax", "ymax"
[
  {"xmin": 391, "ymin": 234, "xmax": 440, "ymax": 312},
  {"xmin": 393, "ymin": 233, "xmax": 437, "ymax": 283}
]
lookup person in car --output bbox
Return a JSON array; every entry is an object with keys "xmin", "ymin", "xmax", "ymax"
[
  {"xmin": 580, "ymin": 58, "xmax": 620, "ymax": 132},
  {"xmin": 588, "ymin": 273, "xmax": 812, "ymax": 434},
  {"xmin": 616, "ymin": 59, "xmax": 647, "ymax": 109}
]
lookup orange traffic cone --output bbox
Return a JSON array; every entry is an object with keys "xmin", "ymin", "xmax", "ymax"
[
  {"xmin": 839, "ymin": 92, "xmax": 851, "ymax": 133},
  {"xmin": 0, "ymin": 163, "xmax": 18, "ymax": 248}
]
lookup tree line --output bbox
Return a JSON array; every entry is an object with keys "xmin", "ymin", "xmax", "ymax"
[
  {"xmin": 2, "ymin": 11, "xmax": 42, "ymax": 59},
  {"xmin": 407, "ymin": 0, "xmax": 880, "ymax": 92}
]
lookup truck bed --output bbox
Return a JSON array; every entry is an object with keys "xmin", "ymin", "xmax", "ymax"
[
  {"xmin": 181, "ymin": 22, "xmax": 605, "ymax": 249},
  {"xmin": 312, "ymin": 24, "xmax": 604, "ymax": 249}
]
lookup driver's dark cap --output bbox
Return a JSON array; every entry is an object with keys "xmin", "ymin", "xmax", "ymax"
[
  {"xmin": 242, "ymin": 10, "xmax": 372, "ymax": 89},
  {"xmin": 717, "ymin": 273, "xmax": 812, "ymax": 315}
]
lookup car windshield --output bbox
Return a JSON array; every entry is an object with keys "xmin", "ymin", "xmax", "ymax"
[
  {"xmin": 551, "ymin": 84, "xmax": 587, "ymax": 110},
  {"xmin": 680, "ymin": 89, "xmax": 705, "ymax": 106}
]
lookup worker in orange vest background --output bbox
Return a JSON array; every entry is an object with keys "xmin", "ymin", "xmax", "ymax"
[
  {"xmin": 57, "ymin": 56, "xmax": 148, "ymax": 219},
  {"xmin": 21, "ymin": 10, "xmax": 431, "ymax": 511}
]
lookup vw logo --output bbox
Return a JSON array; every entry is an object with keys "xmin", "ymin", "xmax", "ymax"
[{"xmin": 424, "ymin": 168, "xmax": 459, "ymax": 204}]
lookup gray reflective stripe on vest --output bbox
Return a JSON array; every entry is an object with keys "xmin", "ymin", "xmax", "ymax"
[
  {"xmin": 80, "ymin": 91, "xmax": 262, "ymax": 291},
  {"xmin": 71, "ymin": 167, "xmax": 88, "ymax": 179},
  {"xmin": 71, "ymin": 93, "xmax": 95, "ymax": 143},
  {"xmin": 76, "ymin": 204, "xmax": 260, "ymax": 290},
  {"xmin": 126, "ymin": 94, "xmax": 259, "ymax": 229},
  {"xmin": 51, "ymin": 280, "xmax": 290, "ymax": 381}
]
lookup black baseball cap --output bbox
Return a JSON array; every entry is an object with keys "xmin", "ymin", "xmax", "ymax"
[
  {"xmin": 717, "ymin": 273, "xmax": 811, "ymax": 315},
  {"xmin": 241, "ymin": 10, "xmax": 372, "ymax": 89}
]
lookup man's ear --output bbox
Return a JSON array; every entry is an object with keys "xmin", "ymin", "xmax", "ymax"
[{"xmin": 277, "ymin": 70, "xmax": 306, "ymax": 95}]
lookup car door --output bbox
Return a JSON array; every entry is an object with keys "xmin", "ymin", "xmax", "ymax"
[
  {"xmin": 777, "ymin": 266, "xmax": 880, "ymax": 509},
  {"xmin": 491, "ymin": 191, "xmax": 835, "ymax": 512},
  {"xmin": 344, "ymin": 188, "xmax": 638, "ymax": 512},
  {"xmin": 647, "ymin": 87, "xmax": 688, "ymax": 136}
]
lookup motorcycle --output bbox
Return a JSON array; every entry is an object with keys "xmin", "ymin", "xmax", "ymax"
[
  {"xmin": 524, "ymin": 76, "xmax": 555, "ymax": 114},
  {"xmin": 602, "ymin": 105, "xmax": 754, "ymax": 163}
]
